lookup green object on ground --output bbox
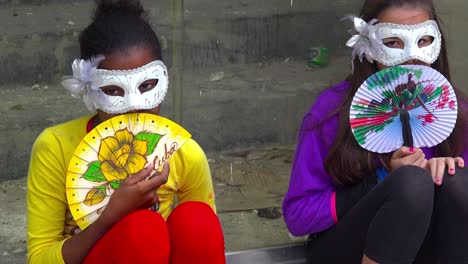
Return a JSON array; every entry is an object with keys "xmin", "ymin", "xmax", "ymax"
[{"xmin": 308, "ymin": 47, "xmax": 329, "ymax": 68}]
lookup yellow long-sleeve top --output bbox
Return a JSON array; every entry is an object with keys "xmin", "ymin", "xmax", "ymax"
[{"xmin": 27, "ymin": 115, "xmax": 216, "ymax": 263}]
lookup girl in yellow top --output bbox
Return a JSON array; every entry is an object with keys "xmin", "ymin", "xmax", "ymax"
[{"xmin": 26, "ymin": 0, "xmax": 225, "ymax": 263}]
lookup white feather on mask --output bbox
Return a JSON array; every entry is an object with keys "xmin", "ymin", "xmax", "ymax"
[
  {"xmin": 61, "ymin": 55, "xmax": 106, "ymax": 98},
  {"xmin": 343, "ymin": 16, "xmax": 379, "ymax": 70}
]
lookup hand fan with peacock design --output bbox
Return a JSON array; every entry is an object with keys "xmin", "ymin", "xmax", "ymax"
[{"xmin": 350, "ymin": 64, "xmax": 458, "ymax": 153}]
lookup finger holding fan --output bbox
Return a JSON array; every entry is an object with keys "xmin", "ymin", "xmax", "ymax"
[
  {"xmin": 66, "ymin": 113, "xmax": 191, "ymax": 229},
  {"xmin": 350, "ymin": 64, "xmax": 458, "ymax": 153}
]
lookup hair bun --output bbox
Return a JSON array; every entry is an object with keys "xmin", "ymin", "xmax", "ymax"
[{"xmin": 94, "ymin": 0, "xmax": 146, "ymax": 20}]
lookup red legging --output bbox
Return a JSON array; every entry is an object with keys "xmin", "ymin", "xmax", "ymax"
[{"xmin": 83, "ymin": 201, "xmax": 225, "ymax": 264}]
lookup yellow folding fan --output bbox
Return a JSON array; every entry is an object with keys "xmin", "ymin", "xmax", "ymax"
[{"xmin": 66, "ymin": 113, "xmax": 191, "ymax": 229}]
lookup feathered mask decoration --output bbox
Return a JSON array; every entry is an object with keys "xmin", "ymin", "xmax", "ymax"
[
  {"xmin": 61, "ymin": 55, "xmax": 106, "ymax": 98},
  {"xmin": 344, "ymin": 16, "xmax": 379, "ymax": 66}
]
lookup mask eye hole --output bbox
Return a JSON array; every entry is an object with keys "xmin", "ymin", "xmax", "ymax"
[
  {"xmin": 418, "ymin": 35, "xmax": 434, "ymax": 48},
  {"xmin": 383, "ymin": 37, "xmax": 404, "ymax": 49},
  {"xmin": 101, "ymin": 85, "xmax": 124, "ymax": 97},
  {"xmin": 139, "ymin": 79, "xmax": 159, "ymax": 94}
]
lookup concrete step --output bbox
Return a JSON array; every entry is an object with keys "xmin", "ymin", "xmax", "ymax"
[{"xmin": 226, "ymin": 244, "xmax": 306, "ymax": 264}]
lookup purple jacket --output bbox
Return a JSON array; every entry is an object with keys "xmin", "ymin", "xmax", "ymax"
[{"xmin": 282, "ymin": 81, "xmax": 468, "ymax": 237}]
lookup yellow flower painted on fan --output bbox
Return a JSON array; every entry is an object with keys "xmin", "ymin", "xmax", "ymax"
[{"xmin": 98, "ymin": 129, "xmax": 148, "ymax": 181}]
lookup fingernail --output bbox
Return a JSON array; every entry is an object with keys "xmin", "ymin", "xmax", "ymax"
[
  {"xmin": 436, "ymin": 178, "xmax": 441, "ymax": 184},
  {"xmin": 409, "ymin": 147, "xmax": 414, "ymax": 152},
  {"xmin": 450, "ymin": 168, "xmax": 455, "ymax": 172}
]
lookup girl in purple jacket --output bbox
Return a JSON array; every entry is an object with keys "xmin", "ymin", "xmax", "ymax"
[{"xmin": 283, "ymin": 0, "xmax": 468, "ymax": 263}]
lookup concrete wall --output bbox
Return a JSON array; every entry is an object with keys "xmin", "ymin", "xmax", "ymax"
[
  {"xmin": 0, "ymin": 0, "xmax": 359, "ymax": 84},
  {"xmin": 2, "ymin": 0, "xmax": 468, "ymax": 181}
]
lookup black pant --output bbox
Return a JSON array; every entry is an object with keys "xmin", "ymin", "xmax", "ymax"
[{"xmin": 305, "ymin": 165, "xmax": 468, "ymax": 264}]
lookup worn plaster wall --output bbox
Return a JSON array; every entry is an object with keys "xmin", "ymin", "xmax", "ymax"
[{"xmin": 1, "ymin": 0, "xmax": 468, "ymax": 180}]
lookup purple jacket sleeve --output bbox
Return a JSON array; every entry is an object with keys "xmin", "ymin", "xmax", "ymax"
[{"xmin": 282, "ymin": 85, "xmax": 346, "ymax": 236}]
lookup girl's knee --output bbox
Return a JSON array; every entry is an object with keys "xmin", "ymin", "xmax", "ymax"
[
  {"xmin": 167, "ymin": 202, "xmax": 220, "ymax": 233},
  {"xmin": 390, "ymin": 165, "xmax": 432, "ymax": 189},
  {"xmin": 171, "ymin": 201, "xmax": 215, "ymax": 214},
  {"xmin": 116, "ymin": 210, "xmax": 169, "ymax": 242},
  {"xmin": 386, "ymin": 165, "xmax": 434, "ymax": 210},
  {"xmin": 167, "ymin": 202, "xmax": 225, "ymax": 260},
  {"xmin": 440, "ymin": 167, "xmax": 468, "ymax": 205},
  {"xmin": 85, "ymin": 210, "xmax": 170, "ymax": 263},
  {"xmin": 443, "ymin": 166, "xmax": 468, "ymax": 186},
  {"xmin": 118, "ymin": 209, "xmax": 165, "ymax": 232}
]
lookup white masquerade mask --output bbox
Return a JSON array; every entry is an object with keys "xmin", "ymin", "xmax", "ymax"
[
  {"xmin": 346, "ymin": 17, "xmax": 442, "ymax": 67},
  {"xmin": 62, "ymin": 57, "xmax": 169, "ymax": 114}
]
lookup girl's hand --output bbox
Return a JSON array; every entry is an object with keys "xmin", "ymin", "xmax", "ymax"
[
  {"xmin": 390, "ymin": 146, "xmax": 427, "ymax": 171},
  {"xmin": 426, "ymin": 157, "xmax": 464, "ymax": 185},
  {"xmin": 100, "ymin": 162, "xmax": 170, "ymax": 226}
]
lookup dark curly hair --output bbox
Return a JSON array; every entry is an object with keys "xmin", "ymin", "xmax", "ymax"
[{"xmin": 79, "ymin": 0, "xmax": 162, "ymax": 60}]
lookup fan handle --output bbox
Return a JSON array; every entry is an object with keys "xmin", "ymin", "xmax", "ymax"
[{"xmin": 400, "ymin": 109, "xmax": 414, "ymax": 148}]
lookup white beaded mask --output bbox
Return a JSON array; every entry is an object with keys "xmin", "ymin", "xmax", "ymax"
[
  {"xmin": 369, "ymin": 20, "xmax": 442, "ymax": 66},
  {"xmin": 86, "ymin": 60, "xmax": 168, "ymax": 114}
]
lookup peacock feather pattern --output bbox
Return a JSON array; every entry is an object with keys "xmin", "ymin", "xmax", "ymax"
[{"xmin": 349, "ymin": 65, "xmax": 457, "ymax": 153}]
